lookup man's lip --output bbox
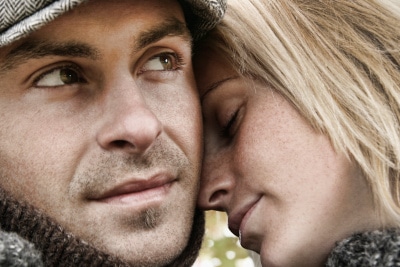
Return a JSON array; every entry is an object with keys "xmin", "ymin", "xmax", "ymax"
[
  {"xmin": 228, "ymin": 197, "xmax": 261, "ymax": 237},
  {"xmin": 91, "ymin": 173, "xmax": 175, "ymax": 203}
]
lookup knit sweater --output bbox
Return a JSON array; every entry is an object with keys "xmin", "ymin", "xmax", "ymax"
[
  {"xmin": 0, "ymin": 187, "xmax": 204, "ymax": 267},
  {"xmin": 326, "ymin": 228, "xmax": 400, "ymax": 267}
]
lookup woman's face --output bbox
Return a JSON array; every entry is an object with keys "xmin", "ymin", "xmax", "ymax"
[{"xmin": 195, "ymin": 49, "xmax": 380, "ymax": 267}]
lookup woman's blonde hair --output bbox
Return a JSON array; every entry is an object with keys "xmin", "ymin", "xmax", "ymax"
[{"xmin": 196, "ymin": 0, "xmax": 400, "ymax": 225}]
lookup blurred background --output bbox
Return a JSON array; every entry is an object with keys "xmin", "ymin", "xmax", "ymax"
[{"xmin": 193, "ymin": 211, "xmax": 259, "ymax": 267}]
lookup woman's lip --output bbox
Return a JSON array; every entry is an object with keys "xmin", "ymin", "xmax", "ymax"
[{"xmin": 228, "ymin": 197, "xmax": 261, "ymax": 237}]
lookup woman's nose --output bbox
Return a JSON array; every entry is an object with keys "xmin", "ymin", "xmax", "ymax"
[{"xmin": 197, "ymin": 151, "xmax": 235, "ymax": 212}]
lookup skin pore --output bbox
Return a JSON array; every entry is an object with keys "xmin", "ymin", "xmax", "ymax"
[
  {"xmin": 0, "ymin": 0, "xmax": 202, "ymax": 266},
  {"xmin": 195, "ymin": 48, "xmax": 381, "ymax": 267}
]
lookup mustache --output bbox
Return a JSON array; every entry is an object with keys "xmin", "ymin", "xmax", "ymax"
[{"xmin": 70, "ymin": 138, "xmax": 189, "ymax": 198}]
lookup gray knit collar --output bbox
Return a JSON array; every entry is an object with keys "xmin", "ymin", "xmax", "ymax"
[{"xmin": 327, "ymin": 228, "xmax": 400, "ymax": 267}]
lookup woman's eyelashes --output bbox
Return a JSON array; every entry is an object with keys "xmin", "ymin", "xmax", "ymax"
[{"xmin": 220, "ymin": 108, "xmax": 240, "ymax": 138}]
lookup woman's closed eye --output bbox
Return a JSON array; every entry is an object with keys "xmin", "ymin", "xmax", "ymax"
[
  {"xmin": 220, "ymin": 109, "xmax": 239, "ymax": 138},
  {"xmin": 203, "ymin": 94, "xmax": 246, "ymax": 141}
]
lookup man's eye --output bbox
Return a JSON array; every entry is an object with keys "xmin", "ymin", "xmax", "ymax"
[
  {"xmin": 141, "ymin": 53, "xmax": 181, "ymax": 72},
  {"xmin": 35, "ymin": 66, "xmax": 84, "ymax": 87}
]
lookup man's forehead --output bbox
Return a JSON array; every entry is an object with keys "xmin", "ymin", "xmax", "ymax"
[{"xmin": 0, "ymin": 0, "xmax": 226, "ymax": 48}]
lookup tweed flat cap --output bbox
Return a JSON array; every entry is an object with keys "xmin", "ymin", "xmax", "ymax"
[{"xmin": 0, "ymin": 0, "xmax": 226, "ymax": 47}]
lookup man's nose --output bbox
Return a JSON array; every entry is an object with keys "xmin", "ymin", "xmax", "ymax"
[
  {"xmin": 197, "ymin": 150, "xmax": 235, "ymax": 212},
  {"xmin": 96, "ymin": 80, "xmax": 162, "ymax": 155}
]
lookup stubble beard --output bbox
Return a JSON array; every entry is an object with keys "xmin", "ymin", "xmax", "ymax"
[
  {"xmin": 65, "ymin": 138, "xmax": 200, "ymax": 264},
  {"xmin": 124, "ymin": 207, "xmax": 162, "ymax": 230}
]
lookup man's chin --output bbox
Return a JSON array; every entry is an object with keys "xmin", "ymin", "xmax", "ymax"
[{"xmin": 101, "ymin": 208, "xmax": 205, "ymax": 267}]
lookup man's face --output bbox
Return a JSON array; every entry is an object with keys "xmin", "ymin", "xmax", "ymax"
[{"xmin": 0, "ymin": 0, "xmax": 202, "ymax": 265}]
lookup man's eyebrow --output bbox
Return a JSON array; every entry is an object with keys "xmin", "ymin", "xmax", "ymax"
[
  {"xmin": 0, "ymin": 18, "xmax": 189, "ymax": 73},
  {"xmin": 0, "ymin": 41, "xmax": 100, "ymax": 73},
  {"xmin": 135, "ymin": 18, "xmax": 192, "ymax": 51}
]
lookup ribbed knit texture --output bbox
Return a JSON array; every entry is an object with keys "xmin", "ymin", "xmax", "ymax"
[{"xmin": 0, "ymin": 187, "xmax": 130, "ymax": 266}]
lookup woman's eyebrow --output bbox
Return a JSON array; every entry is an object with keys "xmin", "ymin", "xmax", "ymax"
[
  {"xmin": 0, "ymin": 41, "xmax": 100, "ymax": 73},
  {"xmin": 201, "ymin": 76, "xmax": 239, "ymax": 103}
]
